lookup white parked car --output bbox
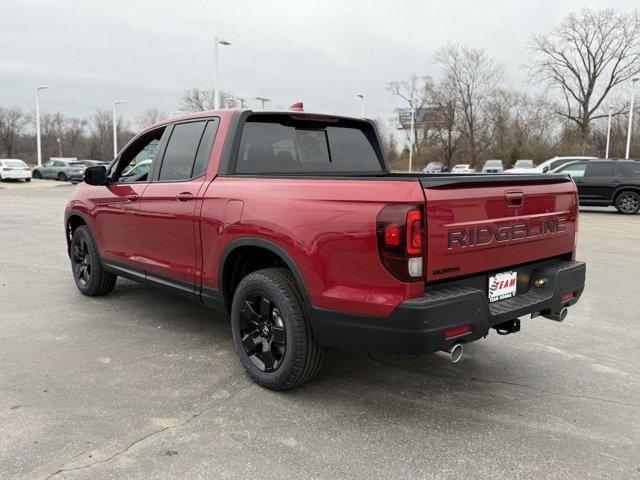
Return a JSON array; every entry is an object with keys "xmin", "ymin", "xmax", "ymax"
[
  {"xmin": 451, "ymin": 164, "xmax": 475, "ymax": 174},
  {"xmin": 532, "ymin": 156, "xmax": 597, "ymax": 173},
  {"xmin": 0, "ymin": 159, "xmax": 31, "ymax": 182},
  {"xmin": 504, "ymin": 159, "xmax": 535, "ymax": 174}
]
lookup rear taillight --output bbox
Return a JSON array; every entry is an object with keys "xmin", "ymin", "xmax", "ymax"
[{"xmin": 376, "ymin": 205, "xmax": 424, "ymax": 282}]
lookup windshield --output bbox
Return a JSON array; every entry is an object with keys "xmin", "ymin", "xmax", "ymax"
[
  {"xmin": 453, "ymin": 164, "xmax": 469, "ymax": 169},
  {"xmin": 426, "ymin": 162, "xmax": 443, "ymax": 169},
  {"xmin": 4, "ymin": 160, "xmax": 26, "ymax": 167}
]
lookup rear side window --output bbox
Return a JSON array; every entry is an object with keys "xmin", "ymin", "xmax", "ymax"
[
  {"xmin": 236, "ymin": 117, "xmax": 383, "ymax": 174},
  {"xmin": 588, "ymin": 163, "xmax": 617, "ymax": 177},
  {"xmin": 191, "ymin": 119, "xmax": 219, "ymax": 178},
  {"xmin": 626, "ymin": 162, "xmax": 640, "ymax": 175},
  {"xmin": 159, "ymin": 121, "xmax": 207, "ymax": 181}
]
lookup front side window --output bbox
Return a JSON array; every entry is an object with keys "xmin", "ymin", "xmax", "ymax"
[
  {"xmin": 560, "ymin": 163, "xmax": 587, "ymax": 178},
  {"xmin": 236, "ymin": 116, "xmax": 383, "ymax": 174},
  {"xmin": 113, "ymin": 127, "xmax": 166, "ymax": 183}
]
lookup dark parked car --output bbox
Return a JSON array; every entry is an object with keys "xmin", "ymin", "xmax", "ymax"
[
  {"xmin": 422, "ymin": 161, "xmax": 448, "ymax": 173},
  {"xmin": 552, "ymin": 159, "xmax": 640, "ymax": 214}
]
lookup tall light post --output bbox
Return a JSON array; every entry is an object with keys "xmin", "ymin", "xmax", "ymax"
[
  {"xmin": 112, "ymin": 100, "xmax": 126, "ymax": 158},
  {"xmin": 255, "ymin": 97, "xmax": 271, "ymax": 109},
  {"xmin": 356, "ymin": 94, "xmax": 365, "ymax": 118},
  {"xmin": 35, "ymin": 85, "xmax": 51, "ymax": 166},
  {"xmin": 214, "ymin": 36, "xmax": 231, "ymax": 109},
  {"xmin": 605, "ymin": 107, "xmax": 613, "ymax": 159},
  {"xmin": 408, "ymin": 90, "xmax": 415, "ymax": 173},
  {"xmin": 625, "ymin": 77, "xmax": 639, "ymax": 160}
]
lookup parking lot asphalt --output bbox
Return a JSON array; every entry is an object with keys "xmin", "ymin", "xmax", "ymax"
[{"xmin": 0, "ymin": 185, "xmax": 638, "ymax": 480}]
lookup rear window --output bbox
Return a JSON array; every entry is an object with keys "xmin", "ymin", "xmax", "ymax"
[
  {"xmin": 484, "ymin": 160, "xmax": 502, "ymax": 167},
  {"xmin": 4, "ymin": 160, "xmax": 26, "ymax": 167},
  {"xmin": 236, "ymin": 117, "xmax": 383, "ymax": 174}
]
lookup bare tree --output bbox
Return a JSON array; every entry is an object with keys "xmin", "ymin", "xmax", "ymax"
[
  {"xmin": 386, "ymin": 75, "xmax": 433, "ymax": 161},
  {"xmin": 530, "ymin": 8, "xmax": 640, "ymax": 147},
  {"xmin": 88, "ymin": 109, "xmax": 132, "ymax": 161},
  {"xmin": 436, "ymin": 43, "xmax": 503, "ymax": 166},
  {"xmin": 136, "ymin": 108, "xmax": 166, "ymax": 131},
  {"xmin": 0, "ymin": 107, "xmax": 29, "ymax": 157},
  {"xmin": 181, "ymin": 87, "xmax": 238, "ymax": 112},
  {"xmin": 426, "ymin": 78, "xmax": 461, "ymax": 167}
]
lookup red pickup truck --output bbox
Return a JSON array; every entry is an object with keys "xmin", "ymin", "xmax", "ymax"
[{"xmin": 65, "ymin": 107, "xmax": 586, "ymax": 390}]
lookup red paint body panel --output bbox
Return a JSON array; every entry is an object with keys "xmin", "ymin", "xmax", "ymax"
[
  {"xmin": 65, "ymin": 109, "xmax": 580, "ymax": 321},
  {"xmin": 423, "ymin": 182, "xmax": 578, "ymax": 282}
]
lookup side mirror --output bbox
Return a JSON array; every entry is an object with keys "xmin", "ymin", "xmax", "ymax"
[
  {"xmin": 542, "ymin": 166, "xmax": 549, "ymax": 173},
  {"xmin": 84, "ymin": 165, "xmax": 107, "ymax": 186}
]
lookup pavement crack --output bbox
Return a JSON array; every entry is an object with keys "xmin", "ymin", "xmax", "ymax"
[
  {"xmin": 44, "ymin": 382, "xmax": 254, "ymax": 479},
  {"xmin": 366, "ymin": 352, "xmax": 640, "ymax": 408}
]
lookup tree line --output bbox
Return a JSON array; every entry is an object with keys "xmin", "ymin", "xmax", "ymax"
[
  {"xmin": 382, "ymin": 8, "xmax": 640, "ymax": 171},
  {"xmin": 0, "ymin": 8, "xmax": 638, "ymax": 168}
]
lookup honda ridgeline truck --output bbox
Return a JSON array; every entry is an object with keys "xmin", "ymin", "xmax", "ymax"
[{"xmin": 65, "ymin": 106, "xmax": 586, "ymax": 390}]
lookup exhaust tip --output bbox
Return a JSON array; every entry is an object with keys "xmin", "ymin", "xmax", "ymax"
[
  {"xmin": 543, "ymin": 307, "xmax": 568, "ymax": 322},
  {"xmin": 446, "ymin": 343, "xmax": 464, "ymax": 363}
]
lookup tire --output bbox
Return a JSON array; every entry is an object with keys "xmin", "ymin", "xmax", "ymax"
[
  {"xmin": 70, "ymin": 225, "xmax": 117, "ymax": 296},
  {"xmin": 231, "ymin": 268, "xmax": 325, "ymax": 391},
  {"xmin": 58, "ymin": 172, "xmax": 68, "ymax": 182},
  {"xmin": 614, "ymin": 191, "xmax": 640, "ymax": 215},
  {"xmin": 25, "ymin": 178, "xmax": 31, "ymax": 183},
  {"xmin": 32, "ymin": 170, "xmax": 42, "ymax": 179}
]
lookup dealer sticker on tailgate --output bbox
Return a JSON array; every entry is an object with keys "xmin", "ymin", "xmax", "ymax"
[{"xmin": 488, "ymin": 271, "xmax": 517, "ymax": 303}]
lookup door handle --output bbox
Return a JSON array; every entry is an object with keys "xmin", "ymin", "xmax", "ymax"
[
  {"xmin": 176, "ymin": 192, "xmax": 194, "ymax": 202},
  {"xmin": 126, "ymin": 193, "xmax": 139, "ymax": 202}
]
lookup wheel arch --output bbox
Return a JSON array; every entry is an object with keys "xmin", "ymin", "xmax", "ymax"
[
  {"xmin": 613, "ymin": 186, "xmax": 640, "ymax": 201},
  {"xmin": 219, "ymin": 237, "xmax": 312, "ymax": 313},
  {"xmin": 65, "ymin": 210, "xmax": 91, "ymax": 253}
]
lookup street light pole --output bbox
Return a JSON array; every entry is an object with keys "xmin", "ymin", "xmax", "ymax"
[
  {"xmin": 357, "ymin": 94, "xmax": 365, "ymax": 118},
  {"xmin": 112, "ymin": 100, "xmax": 126, "ymax": 158},
  {"xmin": 605, "ymin": 107, "xmax": 613, "ymax": 159},
  {"xmin": 35, "ymin": 85, "xmax": 51, "ymax": 167},
  {"xmin": 409, "ymin": 90, "xmax": 415, "ymax": 173},
  {"xmin": 625, "ymin": 77, "xmax": 639, "ymax": 160},
  {"xmin": 214, "ymin": 36, "xmax": 231, "ymax": 109}
]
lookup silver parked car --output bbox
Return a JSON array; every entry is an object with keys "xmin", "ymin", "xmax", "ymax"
[
  {"xmin": 32, "ymin": 158, "xmax": 86, "ymax": 182},
  {"xmin": 481, "ymin": 159, "xmax": 504, "ymax": 173}
]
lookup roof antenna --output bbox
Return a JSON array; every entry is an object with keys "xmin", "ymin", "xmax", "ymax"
[{"xmin": 289, "ymin": 101, "xmax": 304, "ymax": 112}]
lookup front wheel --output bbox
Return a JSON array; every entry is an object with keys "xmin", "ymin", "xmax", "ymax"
[
  {"xmin": 231, "ymin": 268, "xmax": 325, "ymax": 391},
  {"xmin": 32, "ymin": 170, "xmax": 42, "ymax": 179},
  {"xmin": 70, "ymin": 226, "xmax": 117, "ymax": 296},
  {"xmin": 58, "ymin": 172, "xmax": 68, "ymax": 182},
  {"xmin": 615, "ymin": 191, "xmax": 640, "ymax": 215}
]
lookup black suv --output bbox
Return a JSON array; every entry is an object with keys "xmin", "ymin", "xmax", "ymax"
[{"xmin": 553, "ymin": 159, "xmax": 640, "ymax": 214}]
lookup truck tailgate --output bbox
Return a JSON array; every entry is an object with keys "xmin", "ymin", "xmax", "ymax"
[{"xmin": 421, "ymin": 175, "xmax": 578, "ymax": 282}]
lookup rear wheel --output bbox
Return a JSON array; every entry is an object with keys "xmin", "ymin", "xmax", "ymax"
[
  {"xmin": 614, "ymin": 191, "xmax": 640, "ymax": 215},
  {"xmin": 70, "ymin": 226, "xmax": 117, "ymax": 296},
  {"xmin": 58, "ymin": 172, "xmax": 68, "ymax": 182},
  {"xmin": 32, "ymin": 170, "xmax": 42, "ymax": 179},
  {"xmin": 231, "ymin": 268, "xmax": 325, "ymax": 390}
]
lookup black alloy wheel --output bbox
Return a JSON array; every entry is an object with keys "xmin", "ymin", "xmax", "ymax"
[
  {"xmin": 32, "ymin": 170, "xmax": 42, "ymax": 179},
  {"xmin": 72, "ymin": 236, "xmax": 92, "ymax": 287},
  {"xmin": 58, "ymin": 172, "xmax": 67, "ymax": 182},
  {"xmin": 616, "ymin": 192, "xmax": 640, "ymax": 214},
  {"xmin": 239, "ymin": 292, "xmax": 287, "ymax": 372}
]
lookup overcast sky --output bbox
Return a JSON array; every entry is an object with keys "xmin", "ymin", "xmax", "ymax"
[{"xmin": 0, "ymin": 0, "xmax": 632, "ymax": 127}]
